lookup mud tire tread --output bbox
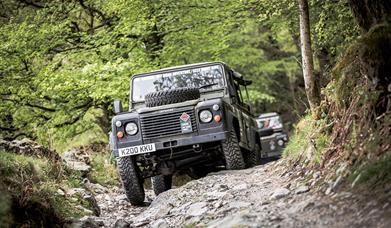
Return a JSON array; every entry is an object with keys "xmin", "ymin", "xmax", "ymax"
[
  {"xmin": 221, "ymin": 130, "xmax": 246, "ymax": 170},
  {"xmin": 117, "ymin": 156, "xmax": 145, "ymax": 205},
  {"xmin": 145, "ymin": 88, "xmax": 200, "ymax": 107}
]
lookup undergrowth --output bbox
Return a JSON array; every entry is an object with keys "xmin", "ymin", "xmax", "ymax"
[
  {"xmin": 284, "ymin": 23, "xmax": 390, "ymax": 187},
  {"xmin": 0, "ymin": 150, "xmax": 93, "ymax": 227},
  {"xmin": 89, "ymin": 152, "xmax": 119, "ymax": 186},
  {"xmin": 283, "ymin": 114, "xmax": 330, "ymax": 166},
  {"xmin": 349, "ymin": 155, "xmax": 391, "ymax": 186}
]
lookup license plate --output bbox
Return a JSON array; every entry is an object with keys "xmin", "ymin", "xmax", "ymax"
[{"xmin": 118, "ymin": 143, "xmax": 156, "ymax": 157}]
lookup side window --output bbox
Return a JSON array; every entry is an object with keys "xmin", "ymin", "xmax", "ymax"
[
  {"xmin": 228, "ymin": 71, "xmax": 242, "ymax": 104},
  {"xmin": 234, "ymin": 80, "xmax": 243, "ymax": 104},
  {"xmin": 239, "ymin": 85, "xmax": 249, "ymax": 104}
]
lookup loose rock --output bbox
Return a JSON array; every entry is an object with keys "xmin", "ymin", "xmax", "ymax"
[
  {"xmin": 295, "ymin": 185, "xmax": 310, "ymax": 194},
  {"xmin": 270, "ymin": 188, "xmax": 290, "ymax": 200}
]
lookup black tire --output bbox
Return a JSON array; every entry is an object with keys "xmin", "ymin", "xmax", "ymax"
[
  {"xmin": 245, "ymin": 143, "xmax": 261, "ymax": 168},
  {"xmin": 116, "ymin": 156, "xmax": 145, "ymax": 205},
  {"xmin": 151, "ymin": 175, "xmax": 172, "ymax": 196},
  {"xmin": 145, "ymin": 88, "xmax": 200, "ymax": 107},
  {"xmin": 221, "ymin": 130, "xmax": 246, "ymax": 170}
]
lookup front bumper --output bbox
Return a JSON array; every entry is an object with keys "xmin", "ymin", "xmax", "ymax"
[
  {"xmin": 112, "ymin": 131, "xmax": 228, "ymax": 157},
  {"xmin": 260, "ymin": 132, "xmax": 288, "ymax": 158}
]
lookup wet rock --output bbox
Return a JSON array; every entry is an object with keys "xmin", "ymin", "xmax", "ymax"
[
  {"xmin": 295, "ymin": 185, "xmax": 310, "ymax": 194},
  {"xmin": 270, "ymin": 188, "xmax": 290, "ymax": 200}
]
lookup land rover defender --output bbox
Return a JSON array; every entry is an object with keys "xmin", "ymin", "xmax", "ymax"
[{"xmin": 110, "ymin": 62, "xmax": 264, "ymax": 205}]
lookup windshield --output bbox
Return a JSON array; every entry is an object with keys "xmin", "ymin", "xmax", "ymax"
[{"xmin": 132, "ymin": 64, "xmax": 225, "ymax": 102}]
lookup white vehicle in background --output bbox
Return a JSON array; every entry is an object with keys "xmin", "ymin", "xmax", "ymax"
[{"xmin": 256, "ymin": 112, "xmax": 288, "ymax": 158}]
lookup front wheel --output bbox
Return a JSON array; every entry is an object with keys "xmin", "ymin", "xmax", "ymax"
[
  {"xmin": 151, "ymin": 175, "xmax": 172, "ymax": 196},
  {"xmin": 117, "ymin": 156, "xmax": 145, "ymax": 205},
  {"xmin": 221, "ymin": 130, "xmax": 246, "ymax": 170}
]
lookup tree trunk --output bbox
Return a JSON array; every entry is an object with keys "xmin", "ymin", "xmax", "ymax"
[
  {"xmin": 298, "ymin": 0, "xmax": 320, "ymax": 113},
  {"xmin": 348, "ymin": 0, "xmax": 391, "ymax": 31}
]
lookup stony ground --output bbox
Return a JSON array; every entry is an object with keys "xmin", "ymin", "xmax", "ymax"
[{"xmin": 74, "ymin": 160, "xmax": 391, "ymax": 228}]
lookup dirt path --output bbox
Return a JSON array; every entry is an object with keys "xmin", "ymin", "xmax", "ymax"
[{"xmin": 79, "ymin": 160, "xmax": 391, "ymax": 227}]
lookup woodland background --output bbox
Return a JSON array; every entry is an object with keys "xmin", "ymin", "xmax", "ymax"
[{"xmin": 0, "ymin": 0, "xmax": 359, "ymax": 152}]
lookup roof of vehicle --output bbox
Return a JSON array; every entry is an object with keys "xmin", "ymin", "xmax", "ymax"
[
  {"xmin": 257, "ymin": 112, "xmax": 279, "ymax": 119},
  {"xmin": 132, "ymin": 61, "xmax": 229, "ymax": 78}
]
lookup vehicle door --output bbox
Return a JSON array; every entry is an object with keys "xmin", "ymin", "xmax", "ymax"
[
  {"xmin": 237, "ymin": 83, "xmax": 254, "ymax": 149},
  {"xmin": 230, "ymin": 75, "xmax": 252, "ymax": 149}
]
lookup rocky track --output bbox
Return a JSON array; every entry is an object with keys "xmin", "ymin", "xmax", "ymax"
[{"xmin": 75, "ymin": 160, "xmax": 391, "ymax": 228}]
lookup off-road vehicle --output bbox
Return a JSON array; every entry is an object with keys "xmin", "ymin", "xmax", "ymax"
[
  {"xmin": 110, "ymin": 62, "xmax": 264, "ymax": 205},
  {"xmin": 256, "ymin": 112, "xmax": 289, "ymax": 158}
]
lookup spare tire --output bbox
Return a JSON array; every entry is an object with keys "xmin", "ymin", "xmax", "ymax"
[{"xmin": 145, "ymin": 88, "xmax": 200, "ymax": 107}]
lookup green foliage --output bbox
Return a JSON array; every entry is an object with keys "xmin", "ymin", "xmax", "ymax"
[
  {"xmin": 0, "ymin": 0, "xmax": 297, "ymax": 145},
  {"xmin": 283, "ymin": 114, "xmax": 330, "ymax": 165},
  {"xmin": 0, "ymin": 0, "xmax": 359, "ymax": 145},
  {"xmin": 89, "ymin": 152, "xmax": 119, "ymax": 186},
  {"xmin": 286, "ymin": 22, "xmax": 390, "ymax": 186},
  {"xmin": 283, "ymin": 115, "xmax": 314, "ymax": 159},
  {"xmin": 0, "ymin": 192, "xmax": 11, "ymax": 226},
  {"xmin": 310, "ymin": 0, "xmax": 359, "ymax": 57},
  {"xmin": 0, "ymin": 150, "xmax": 92, "ymax": 226},
  {"xmin": 350, "ymin": 156, "xmax": 391, "ymax": 185}
]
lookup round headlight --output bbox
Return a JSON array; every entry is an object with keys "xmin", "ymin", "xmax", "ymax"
[
  {"xmin": 125, "ymin": 122, "xmax": 138, "ymax": 135},
  {"xmin": 199, "ymin": 110, "xmax": 213, "ymax": 123},
  {"xmin": 212, "ymin": 104, "xmax": 220, "ymax": 111}
]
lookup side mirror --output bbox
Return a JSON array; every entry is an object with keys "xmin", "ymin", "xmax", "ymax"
[
  {"xmin": 113, "ymin": 99, "xmax": 123, "ymax": 114},
  {"xmin": 232, "ymin": 71, "xmax": 242, "ymax": 80}
]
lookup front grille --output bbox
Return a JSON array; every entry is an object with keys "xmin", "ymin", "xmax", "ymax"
[{"xmin": 140, "ymin": 107, "xmax": 197, "ymax": 139}]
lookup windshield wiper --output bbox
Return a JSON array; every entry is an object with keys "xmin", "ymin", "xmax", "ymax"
[{"xmin": 199, "ymin": 83, "xmax": 218, "ymax": 89}]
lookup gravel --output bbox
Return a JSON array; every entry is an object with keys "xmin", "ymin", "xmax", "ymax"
[{"xmin": 69, "ymin": 160, "xmax": 391, "ymax": 228}]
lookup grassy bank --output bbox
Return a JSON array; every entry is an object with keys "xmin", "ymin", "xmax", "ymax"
[
  {"xmin": 0, "ymin": 150, "xmax": 95, "ymax": 227},
  {"xmin": 283, "ymin": 23, "xmax": 391, "ymax": 187}
]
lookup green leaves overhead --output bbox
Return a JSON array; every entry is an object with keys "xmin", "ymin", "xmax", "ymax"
[{"xmin": 0, "ymin": 0, "xmax": 358, "ymax": 149}]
